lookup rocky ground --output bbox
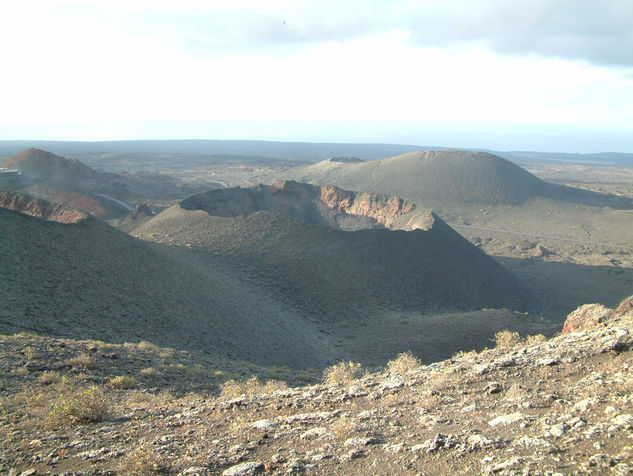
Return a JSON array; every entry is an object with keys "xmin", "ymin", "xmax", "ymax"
[{"xmin": 1, "ymin": 297, "xmax": 632, "ymax": 475}]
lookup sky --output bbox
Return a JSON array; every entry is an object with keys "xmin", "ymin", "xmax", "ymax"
[{"xmin": 1, "ymin": 0, "xmax": 632, "ymax": 152}]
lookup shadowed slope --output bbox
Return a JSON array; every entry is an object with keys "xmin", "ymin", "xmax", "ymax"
[
  {"xmin": 0, "ymin": 207, "xmax": 334, "ymax": 367},
  {"xmin": 133, "ymin": 182, "xmax": 535, "ymax": 318}
]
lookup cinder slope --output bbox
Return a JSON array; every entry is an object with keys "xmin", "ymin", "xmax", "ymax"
[
  {"xmin": 280, "ymin": 150, "xmax": 551, "ymax": 205},
  {"xmin": 277, "ymin": 150, "xmax": 633, "ymax": 210},
  {"xmin": 0, "ymin": 207, "xmax": 334, "ymax": 368},
  {"xmin": 1, "ymin": 148, "xmax": 98, "ymax": 188},
  {"xmin": 133, "ymin": 182, "xmax": 534, "ymax": 318}
]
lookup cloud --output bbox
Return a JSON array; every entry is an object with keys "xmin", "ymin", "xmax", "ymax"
[{"xmin": 93, "ymin": 0, "xmax": 632, "ymax": 66}]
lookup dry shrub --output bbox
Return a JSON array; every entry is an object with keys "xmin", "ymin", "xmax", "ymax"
[
  {"xmin": 140, "ymin": 367, "xmax": 158, "ymax": 377},
  {"xmin": 38, "ymin": 371, "xmax": 61, "ymax": 386},
  {"xmin": 323, "ymin": 361, "xmax": 363, "ymax": 385},
  {"xmin": 219, "ymin": 376, "xmax": 287, "ymax": 399},
  {"xmin": 137, "ymin": 340, "xmax": 158, "ymax": 351},
  {"xmin": 616, "ymin": 295, "xmax": 633, "ymax": 314},
  {"xmin": 525, "ymin": 334, "xmax": 547, "ymax": 346},
  {"xmin": 387, "ymin": 352, "xmax": 421, "ymax": 375},
  {"xmin": 109, "ymin": 375, "xmax": 136, "ymax": 389},
  {"xmin": 331, "ymin": 416, "xmax": 356, "ymax": 439},
  {"xmin": 49, "ymin": 380, "xmax": 110, "ymax": 425},
  {"xmin": 124, "ymin": 389, "xmax": 173, "ymax": 410},
  {"xmin": 119, "ymin": 443, "xmax": 170, "ymax": 475},
  {"xmin": 66, "ymin": 353, "xmax": 96, "ymax": 370},
  {"xmin": 494, "ymin": 330, "xmax": 521, "ymax": 349},
  {"xmin": 24, "ymin": 346, "xmax": 41, "ymax": 360}
]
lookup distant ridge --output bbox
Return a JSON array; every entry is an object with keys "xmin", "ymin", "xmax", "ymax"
[{"xmin": 0, "ymin": 141, "xmax": 426, "ymax": 162}]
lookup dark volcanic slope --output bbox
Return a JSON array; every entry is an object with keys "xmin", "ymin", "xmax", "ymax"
[
  {"xmin": 133, "ymin": 182, "xmax": 534, "ymax": 318},
  {"xmin": 279, "ymin": 150, "xmax": 619, "ymax": 206},
  {"xmin": 0, "ymin": 207, "xmax": 334, "ymax": 368}
]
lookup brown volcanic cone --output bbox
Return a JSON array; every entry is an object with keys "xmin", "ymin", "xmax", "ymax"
[
  {"xmin": 1, "ymin": 148, "xmax": 98, "ymax": 187},
  {"xmin": 134, "ymin": 181, "xmax": 535, "ymax": 318}
]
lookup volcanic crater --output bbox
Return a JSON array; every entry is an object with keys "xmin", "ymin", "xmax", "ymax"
[
  {"xmin": 179, "ymin": 180, "xmax": 433, "ymax": 232},
  {"xmin": 134, "ymin": 181, "xmax": 535, "ymax": 321}
]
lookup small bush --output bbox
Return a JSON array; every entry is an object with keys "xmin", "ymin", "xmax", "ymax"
[
  {"xmin": 140, "ymin": 367, "xmax": 158, "ymax": 377},
  {"xmin": 49, "ymin": 380, "xmax": 110, "ymax": 424},
  {"xmin": 331, "ymin": 416, "xmax": 355, "ymax": 439},
  {"xmin": 109, "ymin": 375, "xmax": 136, "ymax": 389},
  {"xmin": 38, "ymin": 371, "xmax": 61, "ymax": 386},
  {"xmin": 616, "ymin": 295, "xmax": 633, "ymax": 314},
  {"xmin": 494, "ymin": 330, "xmax": 521, "ymax": 349},
  {"xmin": 387, "ymin": 352, "xmax": 421, "ymax": 375},
  {"xmin": 24, "ymin": 346, "xmax": 41, "ymax": 360},
  {"xmin": 137, "ymin": 340, "xmax": 159, "ymax": 352},
  {"xmin": 66, "ymin": 353, "xmax": 96, "ymax": 370},
  {"xmin": 323, "ymin": 361, "xmax": 363, "ymax": 385},
  {"xmin": 219, "ymin": 376, "xmax": 287, "ymax": 399},
  {"xmin": 119, "ymin": 443, "xmax": 169, "ymax": 475},
  {"xmin": 525, "ymin": 334, "xmax": 547, "ymax": 346}
]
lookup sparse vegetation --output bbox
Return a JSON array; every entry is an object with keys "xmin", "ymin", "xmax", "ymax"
[
  {"xmin": 118, "ymin": 443, "xmax": 170, "ymax": 475},
  {"xmin": 49, "ymin": 379, "xmax": 110, "ymax": 425},
  {"xmin": 387, "ymin": 351, "xmax": 421, "ymax": 375},
  {"xmin": 219, "ymin": 376, "xmax": 287, "ymax": 399},
  {"xmin": 494, "ymin": 330, "xmax": 522, "ymax": 348},
  {"xmin": 24, "ymin": 345, "xmax": 41, "ymax": 360},
  {"xmin": 140, "ymin": 367, "xmax": 158, "ymax": 377},
  {"xmin": 109, "ymin": 375, "xmax": 136, "ymax": 389},
  {"xmin": 525, "ymin": 334, "xmax": 547, "ymax": 346},
  {"xmin": 331, "ymin": 416, "xmax": 356, "ymax": 439},
  {"xmin": 323, "ymin": 361, "xmax": 363, "ymax": 384},
  {"xmin": 38, "ymin": 370, "xmax": 61, "ymax": 385},
  {"xmin": 66, "ymin": 352, "xmax": 97, "ymax": 370}
]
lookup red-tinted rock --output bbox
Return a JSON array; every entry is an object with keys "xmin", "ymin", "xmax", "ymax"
[{"xmin": 562, "ymin": 304, "xmax": 613, "ymax": 334}]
